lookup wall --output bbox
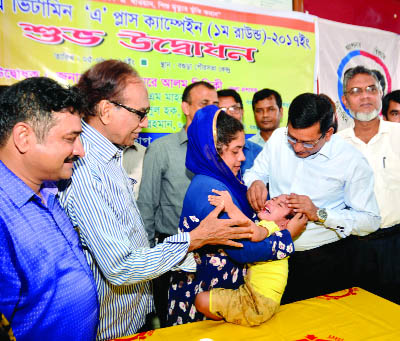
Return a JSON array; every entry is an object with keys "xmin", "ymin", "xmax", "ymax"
[{"xmin": 303, "ymin": 0, "xmax": 400, "ymax": 34}]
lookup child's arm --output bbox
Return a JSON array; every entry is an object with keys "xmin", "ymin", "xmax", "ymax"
[{"xmin": 208, "ymin": 189, "xmax": 267, "ymax": 242}]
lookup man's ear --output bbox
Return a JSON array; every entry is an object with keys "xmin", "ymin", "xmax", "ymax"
[
  {"xmin": 342, "ymin": 94, "xmax": 349, "ymax": 109},
  {"xmin": 181, "ymin": 101, "xmax": 189, "ymax": 117},
  {"xmin": 278, "ymin": 107, "xmax": 283, "ymax": 120},
  {"xmin": 324, "ymin": 127, "xmax": 335, "ymax": 142},
  {"xmin": 97, "ymin": 99, "xmax": 113, "ymax": 125},
  {"xmin": 12, "ymin": 122, "xmax": 34, "ymax": 153}
]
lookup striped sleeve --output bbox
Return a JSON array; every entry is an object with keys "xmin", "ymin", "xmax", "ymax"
[{"xmin": 65, "ymin": 158, "xmax": 190, "ymax": 286}]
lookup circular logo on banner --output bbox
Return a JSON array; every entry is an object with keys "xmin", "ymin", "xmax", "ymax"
[{"xmin": 337, "ymin": 50, "xmax": 392, "ymax": 118}]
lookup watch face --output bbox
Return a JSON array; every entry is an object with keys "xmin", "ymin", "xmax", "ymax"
[{"xmin": 318, "ymin": 209, "xmax": 327, "ymax": 221}]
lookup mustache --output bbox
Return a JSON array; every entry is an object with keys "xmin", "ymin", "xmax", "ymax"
[{"xmin": 64, "ymin": 155, "xmax": 80, "ymax": 163}]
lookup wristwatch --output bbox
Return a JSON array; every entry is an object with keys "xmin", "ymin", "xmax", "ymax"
[{"xmin": 317, "ymin": 208, "xmax": 328, "ymax": 224}]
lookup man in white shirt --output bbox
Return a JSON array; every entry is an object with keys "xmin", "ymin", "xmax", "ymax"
[
  {"xmin": 338, "ymin": 65, "xmax": 400, "ymax": 304},
  {"xmin": 244, "ymin": 92, "xmax": 380, "ymax": 303}
]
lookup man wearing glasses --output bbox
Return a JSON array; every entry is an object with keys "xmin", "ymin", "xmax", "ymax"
[
  {"xmin": 244, "ymin": 92, "xmax": 380, "ymax": 304},
  {"xmin": 58, "ymin": 61, "xmax": 253, "ymax": 340},
  {"xmin": 338, "ymin": 66, "xmax": 400, "ymax": 304},
  {"xmin": 218, "ymin": 89, "xmax": 262, "ymax": 173}
]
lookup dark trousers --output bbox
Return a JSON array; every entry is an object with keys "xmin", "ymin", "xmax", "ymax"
[
  {"xmin": 352, "ymin": 224, "xmax": 400, "ymax": 305},
  {"xmin": 152, "ymin": 233, "xmax": 172, "ymax": 327},
  {"xmin": 136, "ymin": 311, "xmax": 157, "ymax": 333},
  {"xmin": 281, "ymin": 237, "xmax": 356, "ymax": 305}
]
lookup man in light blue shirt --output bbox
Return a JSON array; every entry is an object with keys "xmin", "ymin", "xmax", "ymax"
[
  {"xmin": 58, "ymin": 60, "xmax": 252, "ymax": 340},
  {"xmin": 244, "ymin": 93, "xmax": 380, "ymax": 304}
]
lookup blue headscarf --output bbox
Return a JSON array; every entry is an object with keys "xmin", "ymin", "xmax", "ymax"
[{"xmin": 186, "ymin": 105, "xmax": 253, "ymax": 218}]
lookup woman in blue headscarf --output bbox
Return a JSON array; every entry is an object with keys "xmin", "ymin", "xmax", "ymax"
[{"xmin": 166, "ymin": 105, "xmax": 295, "ymax": 326}]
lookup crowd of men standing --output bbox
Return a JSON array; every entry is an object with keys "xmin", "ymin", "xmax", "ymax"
[{"xmin": 0, "ymin": 61, "xmax": 399, "ymax": 341}]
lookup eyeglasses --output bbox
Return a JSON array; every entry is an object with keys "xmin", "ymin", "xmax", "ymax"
[
  {"xmin": 109, "ymin": 100, "xmax": 150, "ymax": 121},
  {"xmin": 286, "ymin": 132, "xmax": 325, "ymax": 149},
  {"xmin": 345, "ymin": 85, "xmax": 379, "ymax": 97},
  {"xmin": 220, "ymin": 105, "xmax": 242, "ymax": 115}
]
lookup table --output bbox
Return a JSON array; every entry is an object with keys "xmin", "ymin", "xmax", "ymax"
[{"xmin": 112, "ymin": 288, "xmax": 400, "ymax": 340}]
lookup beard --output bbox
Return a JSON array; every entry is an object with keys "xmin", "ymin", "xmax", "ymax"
[{"xmin": 349, "ymin": 102, "xmax": 382, "ymax": 122}]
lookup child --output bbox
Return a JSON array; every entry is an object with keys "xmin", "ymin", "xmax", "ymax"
[{"xmin": 195, "ymin": 189, "xmax": 307, "ymax": 326}]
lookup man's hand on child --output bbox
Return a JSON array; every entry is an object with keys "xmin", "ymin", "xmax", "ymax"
[
  {"xmin": 286, "ymin": 213, "xmax": 308, "ymax": 239},
  {"xmin": 286, "ymin": 193, "xmax": 318, "ymax": 221}
]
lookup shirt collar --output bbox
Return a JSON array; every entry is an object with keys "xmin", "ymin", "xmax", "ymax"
[
  {"xmin": 315, "ymin": 137, "xmax": 333, "ymax": 159},
  {"xmin": 178, "ymin": 127, "xmax": 188, "ymax": 145},
  {"xmin": 81, "ymin": 120, "xmax": 123, "ymax": 163},
  {"xmin": 342, "ymin": 117, "xmax": 389, "ymax": 141},
  {"xmin": 256, "ymin": 132, "xmax": 265, "ymax": 143},
  {"xmin": 41, "ymin": 181, "xmax": 58, "ymax": 208},
  {"xmin": 0, "ymin": 161, "xmax": 58, "ymax": 208},
  {"xmin": 377, "ymin": 117, "xmax": 391, "ymax": 135}
]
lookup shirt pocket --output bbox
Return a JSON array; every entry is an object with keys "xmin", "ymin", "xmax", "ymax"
[{"xmin": 378, "ymin": 151, "xmax": 400, "ymax": 191}]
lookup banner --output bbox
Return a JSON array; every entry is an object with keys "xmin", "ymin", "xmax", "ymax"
[
  {"xmin": 317, "ymin": 18, "xmax": 400, "ymax": 131},
  {"xmin": 181, "ymin": 0, "xmax": 293, "ymax": 11},
  {"xmin": 0, "ymin": 0, "xmax": 316, "ymax": 143}
]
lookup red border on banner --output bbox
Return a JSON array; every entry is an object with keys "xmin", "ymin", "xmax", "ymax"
[{"xmin": 93, "ymin": 0, "xmax": 314, "ymax": 32}]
